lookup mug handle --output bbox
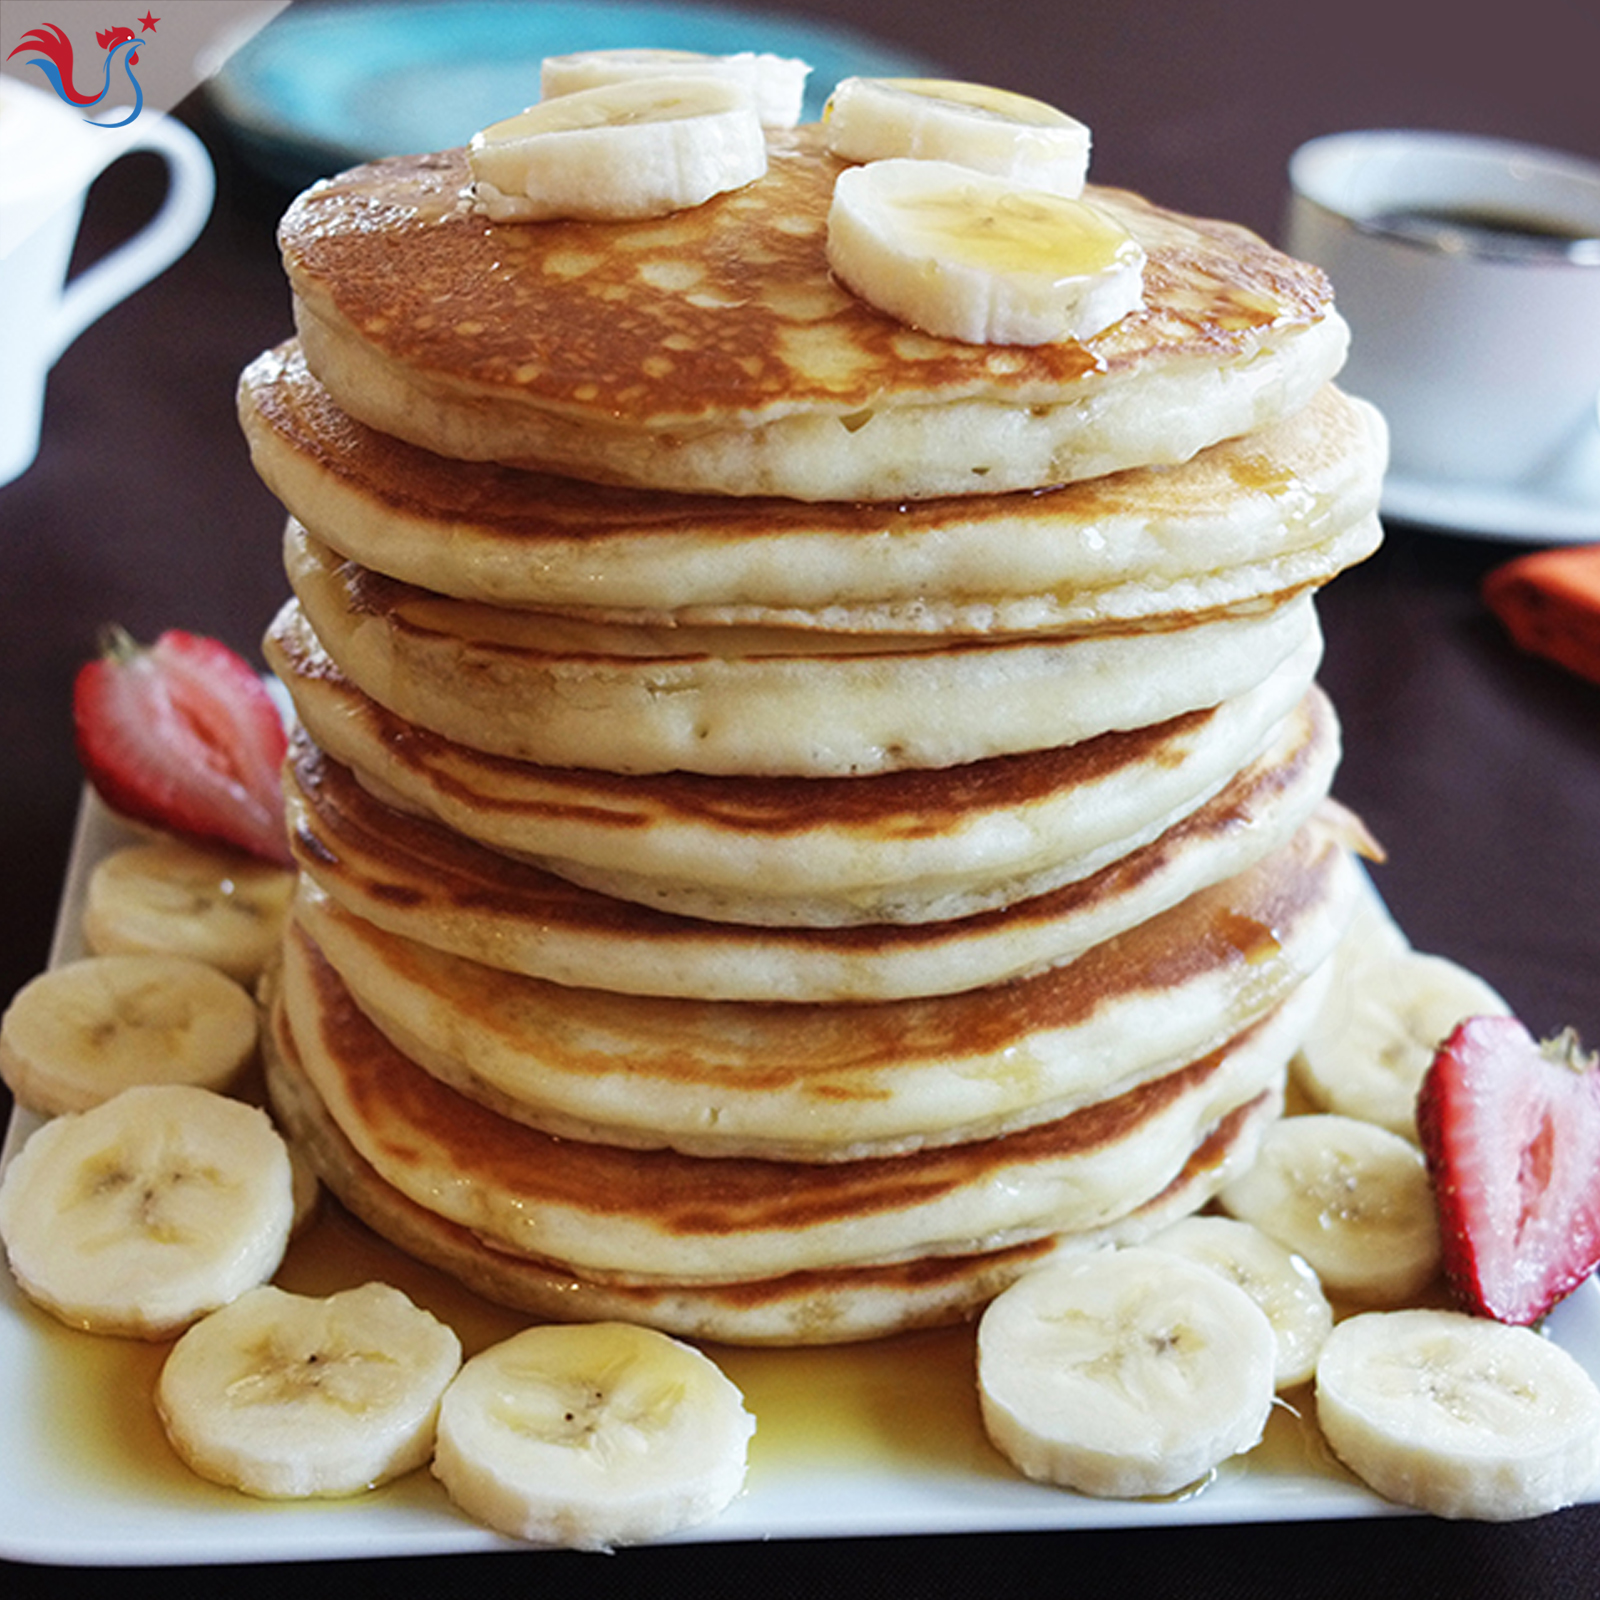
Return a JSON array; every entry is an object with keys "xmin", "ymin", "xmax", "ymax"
[{"xmin": 48, "ymin": 112, "xmax": 215, "ymax": 361}]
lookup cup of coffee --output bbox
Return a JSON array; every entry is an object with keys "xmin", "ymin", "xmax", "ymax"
[
  {"xmin": 1285, "ymin": 129, "xmax": 1600, "ymax": 496},
  {"xmin": 0, "ymin": 75, "xmax": 215, "ymax": 488}
]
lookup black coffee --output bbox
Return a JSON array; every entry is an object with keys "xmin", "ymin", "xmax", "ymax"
[{"xmin": 1366, "ymin": 204, "xmax": 1600, "ymax": 260}]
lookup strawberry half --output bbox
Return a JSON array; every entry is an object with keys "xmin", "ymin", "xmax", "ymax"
[
  {"xmin": 1417, "ymin": 1015, "xmax": 1600, "ymax": 1326},
  {"xmin": 73, "ymin": 626, "xmax": 292, "ymax": 866}
]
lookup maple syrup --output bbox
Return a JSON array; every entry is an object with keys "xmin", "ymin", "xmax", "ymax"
[{"xmin": 713, "ymin": 1322, "xmax": 1000, "ymax": 1484}]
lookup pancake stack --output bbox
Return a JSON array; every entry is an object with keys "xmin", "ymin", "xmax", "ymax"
[{"xmin": 244, "ymin": 106, "xmax": 1386, "ymax": 1345}]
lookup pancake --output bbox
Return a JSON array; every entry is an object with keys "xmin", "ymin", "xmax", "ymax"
[
  {"xmin": 287, "ymin": 820, "xmax": 1355, "ymax": 1159},
  {"xmin": 243, "ymin": 84, "xmax": 1392, "ymax": 1351},
  {"xmin": 270, "ymin": 929, "xmax": 1307, "ymax": 1283},
  {"xmin": 282, "ymin": 525, "xmax": 1323, "ymax": 777},
  {"xmin": 280, "ymin": 129, "xmax": 1349, "ymax": 499},
  {"xmin": 281, "ymin": 695, "xmax": 1345, "ymax": 1003},
  {"xmin": 241, "ymin": 343, "xmax": 1385, "ymax": 629},
  {"xmin": 266, "ymin": 603, "xmax": 1322, "ymax": 925},
  {"xmin": 264, "ymin": 1000, "xmax": 1280, "ymax": 1344}
]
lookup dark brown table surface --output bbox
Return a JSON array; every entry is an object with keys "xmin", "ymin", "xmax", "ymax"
[{"xmin": 3, "ymin": 1, "xmax": 1597, "ymax": 1593}]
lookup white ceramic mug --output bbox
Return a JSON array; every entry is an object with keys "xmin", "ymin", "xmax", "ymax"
[
  {"xmin": 1285, "ymin": 129, "xmax": 1600, "ymax": 492},
  {"xmin": 0, "ymin": 75, "xmax": 215, "ymax": 488}
]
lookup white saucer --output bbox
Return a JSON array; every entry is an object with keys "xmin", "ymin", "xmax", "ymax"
[
  {"xmin": 1381, "ymin": 425, "xmax": 1600, "ymax": 543},
  {"xmin": 1382, "ymin": 473, "xmax": 1600, "ymax": 543}
]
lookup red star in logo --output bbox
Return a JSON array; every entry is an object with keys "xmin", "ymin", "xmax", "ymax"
[{"xmin": 138, "ymin": 11, "xmax": 160, "ymax": 30}]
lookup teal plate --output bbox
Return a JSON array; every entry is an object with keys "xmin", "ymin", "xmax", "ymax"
[{"xmin": 209, "ymin": 0, "xmax": 939, "ymax": 187}]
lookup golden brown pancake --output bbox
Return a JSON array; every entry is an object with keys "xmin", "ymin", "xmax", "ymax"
[
  {"xmin": 242, "ymin": 90, "xmax": 1391, "ymax": 1353},
  {"xmin": 264, "ymin": 997, "xmax": 1283, "ymax": 1346},
  {"xmin": 265, "ymin": 603, "xmax": 1322, "ymax": 926},
  {"xmin": 269, "ymin": 928, "xmax": 1304, "ymax": 1283},
  {"xmin": 280, "ymin": 526, "xmax": 1324, "ymax": 777},
  {"xmin": 280, "ymin": 130, "xmax": 1349, "ymax": 498},
  {"xmin": 287, "ymin": 818, "xmax": 1356, "ymax": 1159},
  {"xmin": 241, "ymin": 343, "xmax": 1384, "ymax": 629},
  {"xmin": 281, "ymin": 693, "xmax": 1344, "ymax": 1003}
]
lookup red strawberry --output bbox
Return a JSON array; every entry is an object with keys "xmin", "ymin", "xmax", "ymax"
[
  {"xmin": 1417, "ymin": 1015, "xmax": 1600, "ymax": 1326},
  {"xmin": 73, "ymin": 626, "xmax": 292, "ymax": 866}
]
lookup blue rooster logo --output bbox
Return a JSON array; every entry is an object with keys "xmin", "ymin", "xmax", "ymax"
[{"xmin": 6, "ymin": 14, "xmax": 162, "ymax": 128}]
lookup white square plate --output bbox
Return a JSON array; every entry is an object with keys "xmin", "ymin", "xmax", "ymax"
[{"xmin": 3, "ymin": 794, "xmax": 1597, "ymax": 1565}]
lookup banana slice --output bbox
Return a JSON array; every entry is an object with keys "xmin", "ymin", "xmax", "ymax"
[
  {"xmin": 976, "ymin": 1245, "xmax": 1278, "ymax": 1499},
  {"xmin": 83, "ymin": 837, "xmax": 294, "ymax": 985},
  {"xmin": 1218, "ymin": 1113, "xmax": 1442, "ymax": 1306},
  {"xmin": 826, "ymin": 157, "xmax": 1145, "ymax": 345},
  {"xmin": 539, "ymin": 47, "xmax": 810, "ymax": 127},
  {"xmin": 1294, "ymin": 934, "xmax": 1512, "ymax": 1141},
  {"xmin": 1148, "ymin": 1214, "xmax": 1334, "ymax": 1389},
  {"xmin": 468, "ymin": 77, "xmax": 766, "ymax": 222},
  {"xmin": 0, "ymin": 952, "xmax": 259, "ymax": 1117},
  {"xmin": 432, "ymin": 1321, "xmax": 755, "ymax": 1549},
  {"xmin": 1316, "ymin": 1309, "xmax": 1600, "ymax": 1521},
  {"xmin": 824, "ymin": 76, "xmax": 1090, "ymax": 196},
  {"xmin": 156, "ymin": 1281, "xmax": 462, "ymax": 1498},
  {"xmin": 0, "ymin": 1083, "xmax": 294, "ymax": 1338}
]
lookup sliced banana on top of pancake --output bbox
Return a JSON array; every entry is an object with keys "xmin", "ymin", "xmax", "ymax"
[
  {"xmin": 539, "ymin": 47, "xmax": 810, "ymax": 127},
  {"xmin": 468, "ymin": 76, "xmax": 766, "ymax": 221},
  {"xmin": 825, "ymin": 76, "xmax": 1090, "ymax": 195},
  {"xmin": 827, "ymin": 158, "xmax": 1145, "ymax": 345}
]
